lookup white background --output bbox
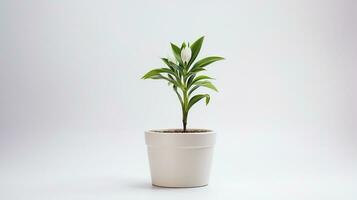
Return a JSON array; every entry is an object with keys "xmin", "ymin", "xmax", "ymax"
[{"xmin": 0, "ymin": 0, "xmax": 356, "ymax": 199}]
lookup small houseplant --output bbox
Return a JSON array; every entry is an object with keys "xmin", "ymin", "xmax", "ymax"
[{"xmin": 142, "ymin": 36, "xmax": 224, "ymax": 187}]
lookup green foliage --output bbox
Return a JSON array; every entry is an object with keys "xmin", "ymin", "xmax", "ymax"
[{"xmin": 142, "ymin": 36, "xmax": 224, "ymax": 132}]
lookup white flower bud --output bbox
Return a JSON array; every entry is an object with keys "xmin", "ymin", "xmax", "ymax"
[{"xmin": 181, "ymin": 47, "xmax": 192, "ymax": 64}]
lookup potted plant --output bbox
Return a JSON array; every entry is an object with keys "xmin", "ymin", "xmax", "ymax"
[{"xmin": 142, "ymin": 36, "xmax": 224, "ymax": 188}]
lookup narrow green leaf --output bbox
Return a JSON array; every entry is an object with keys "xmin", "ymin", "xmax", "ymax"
[
  {"xmin": 142, "ymin": 68, "xmax": 176, "ymax": 79},
  {"xmin": 188, "ymin": 94, "xmax": 210, "ymax": 110},
  {"xmin": 193, "ymin": 81, "xmax": 218, "ymax": 92},
  {"xmin": 150, "ymin": 74, "xmax": 168, "ymax": 80},
  {"xmin": 186, "ymin": 74, "xmax": 196, "ymax": 86},
  {"xmin": 205, "ymin": 95, "xmax": 210, "ymax": 105},
  {"xmin": 168, "ymin": 74, "xmax": 181, "ymax": 88},
  {"xmin": 142, "ymin": 68, "xmax": 182, "ymax": 88},
  {"xmin": 190, "ymin": 75, "xmax": 214, "ymax": 87},
  {"xmin": 189, "ymin": 67, "xmax": 206, "ymax": 74},
  {"xmin": 161, "ymin": 58, "xmax": 174, "ymax": 68},
  {"xmin": 167, "ymin": 74, "xmax": 175, "ymax": 81},
  {"xmin": 171, "ymin": 43, "xmax": 183, "ymax": 65},
  {"xmin": 161, "ymin": 58, "xmax": 183, "ymax": 73},
  {"xmin": 150, "ymin": 74, "xmax": 181, "ymax": 88},
  {"xmin": 181, "ymin": 42, "xmax": 186, "ymax": 50},
  {"xmin": 188, "ymin": 36, "xmax": 204, "ymax": 67},
  {"xmin": 142, "ymin": 69, "xmax": 162, "ymax": 79},
  {"xmin": 161, "ymin": 59, "xmax": 176, "ymax": 73},
  {"xmin": 191, "ymin": 56, "xmax": 224, "ymax": 72},
  {"xmin": 188, "ymin": 85, "xmax": 200, "ymax": 96}
]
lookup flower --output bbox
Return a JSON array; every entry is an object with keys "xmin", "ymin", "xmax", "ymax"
[{"xmin": 181, "ymin": 46, "xmax": 192, "ymax": 64}]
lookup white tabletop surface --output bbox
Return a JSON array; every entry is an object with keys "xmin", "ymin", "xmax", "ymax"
[{"xmin": 1, "ymin": 131, "xmax": 356, "ymax": 200}]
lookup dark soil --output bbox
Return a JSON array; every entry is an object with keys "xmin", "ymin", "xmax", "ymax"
[{"xmin": 151, "ymin": 129, "xmax": 212, "ymax": 133}]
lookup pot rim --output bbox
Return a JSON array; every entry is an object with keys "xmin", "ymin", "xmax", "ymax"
[{"xmin": 146, "ymin": 129, "xmax": 214, "ymax": 135}]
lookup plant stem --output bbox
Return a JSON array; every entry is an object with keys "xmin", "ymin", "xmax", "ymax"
[
  {"xmin": 182, "ymin": 114, "xmax": 187, "ymax": 132},
  {"xmin": 181, "ymin": 65, "xmax": 189, "ymax": 132},
  {"xmin": 182, "ymin": 88, "xmax": 189, "ymax": 132}
]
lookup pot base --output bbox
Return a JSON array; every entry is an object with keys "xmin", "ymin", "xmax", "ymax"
[{"xmin": 152, "ymin": 184, "xmax": 208, "ymax": 188}]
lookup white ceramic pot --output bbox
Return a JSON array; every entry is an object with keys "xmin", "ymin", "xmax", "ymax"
[{"xmin": 145, "ymin": 129, "xmax": 216, "ymax": 188}]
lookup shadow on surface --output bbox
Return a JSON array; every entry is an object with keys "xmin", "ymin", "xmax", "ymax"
[{"xmin": 43, "ymin": 176, "xmax": 206, "ymax": 198}]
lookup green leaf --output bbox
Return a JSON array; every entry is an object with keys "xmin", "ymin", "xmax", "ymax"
[
  {"xmin": 161, "ymin": 58, "xmax": 174, "ymax": 68},
  {"xmin": 161, "ymin": 58, "xmax": 176, "ymax": 73},
  {"xmin": 188, "ymin": 94, "xmax": 210, "ymax": 110},
  {"xmin": 186, "ymin": 74, "xmax": 196, "ymax": 86},
  {"xmin": 187, "ymin": 67, "xmax": 206, "ymax": 76},
  {"xmin": 190, "ymin": 75, "xmax": 214, "ymax": 87},
  {"xmin": 188, "ymin": 85, "xmax": 200, "ymax": 96},
  {"xmin": 142, "ymin": 69, "xmax": 163, "ymax": 79},
  {"xmin": 167, "ymin": 74, "xmax": 175, "ymax": 81},
  {"xmin": 150, "ymin": 74, "xmax": 168, "ymax": 80},
  {"xmin": 161, "ymin": 58, "xmax": 183, "ymax": 74},
  {"xmin": 205, "ymin": 95, "xmax": 210, "ymax": 104},
  {"xmin": 141, "ymin": 68, "xmax": 176, "ymax": 79},
  {"xmin": 193, "ymin": 81, "xmax": 218, "ymax": 92},
  {"xmin": 191, "ymin": 56, "xmax": 224, "ymax": 72},
  {"xmin": 188, "ymin": 36, "xmax": 204, "ymax": 67},
  {"xmin": 181, "ymin": 42, "xmax": 186, "ymax": 50},
  {"xmin": 171, "ymin": 43, "xmax": 183, "ymax": 65},
  {"xmin": 150, "ymin": 74, "xmax": 181, "ymax": 88}
]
